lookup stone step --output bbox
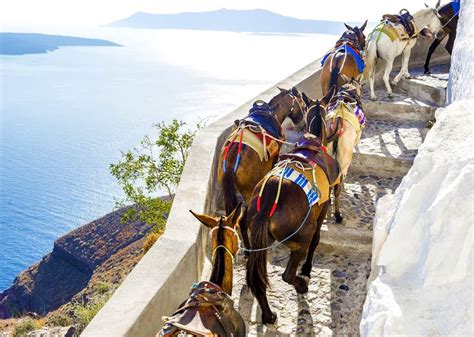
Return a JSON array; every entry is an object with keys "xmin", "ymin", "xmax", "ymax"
[
  {"xmin": 362, "ymin": 95, "xmax": 436, "ymax": 122},
  {"xmin": 395, "ymin": 64, "xmax": 449, "ymax": 107},
  {"xmin": 321, "ymin": 172, "xmax": 401, "ymax": 250},
  {"xmin": 351, "ymin": 118, "xmax": 428, "ymax": 176}
]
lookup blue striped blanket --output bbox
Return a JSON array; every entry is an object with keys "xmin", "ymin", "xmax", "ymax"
[{"xmin": 271, "ymin": 166, "xmax": 319, "ymax": 207}]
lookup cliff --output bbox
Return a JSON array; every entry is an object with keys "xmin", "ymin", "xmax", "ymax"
[{"xmin": 0, "ymin": 207, "xmax": 152, "ymax": 319}]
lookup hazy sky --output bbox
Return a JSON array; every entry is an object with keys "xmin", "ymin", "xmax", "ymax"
[{"xmin": 1, "ymin": 0, "xmax": 442, "ymax": 27}]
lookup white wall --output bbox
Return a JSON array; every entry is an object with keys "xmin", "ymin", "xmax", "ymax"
[{"xmin": 360, "ymin": 2, "xmax": 474, "ymax": 336}]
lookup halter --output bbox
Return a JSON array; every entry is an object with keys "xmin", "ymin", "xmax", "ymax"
[
  {"xmin": 209, "ymin": 220, "xmax": 240, "ymax": 263},
  {"xmin": 287, "ymin": 91, "xmax": 308, "ymax": 116}
]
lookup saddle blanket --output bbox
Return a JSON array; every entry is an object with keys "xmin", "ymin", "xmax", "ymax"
[
  {"xmin": 373, "ymin": 20, "xmax": 414, "ymax": 42},
  {"xmin": 451, "ymin": 0, "xmax": 460, "ymax": 13},
  {"xmin": 226, "ymin": 127, "xmax": 279, "ymax": 162},
  {"xmin": 270, "ymin": 166, "xmax": 319, "ymax": 207},
  {"xmin": 327, "ymin": 102, "xmax": 365, "ymax": 137},
  {"xmin": 321, "ymin": 43, "xmax": 366, "ymax": 73}
]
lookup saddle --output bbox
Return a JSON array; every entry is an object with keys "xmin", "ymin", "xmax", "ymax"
[
  {"xmin": 321, "ymin": 42, "xmax": 366, "ymax": 74},
  {"xmin": 239, "ymin": 101, "xmax": 283, "ymax": 139},
  {"xmin": 280, "ymin": 137, "xmax": 341, "ymax": 186},
  {"xmin": 159, "ymin": 282, "xmax": 240, "ymax": 337},
  {"xmin": 382, "ymin": 9, "xmax": 416, "ymax": 38}
]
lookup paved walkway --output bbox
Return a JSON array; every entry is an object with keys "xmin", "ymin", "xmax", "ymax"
[{"xmin": 230, "ymin": 64, "xmax": 448, "ymax": 336}]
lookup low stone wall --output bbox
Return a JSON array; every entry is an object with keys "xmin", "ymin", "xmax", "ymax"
[{"xmin": 81, "ymin": 35, "xmax": 450, "ymax": 337}]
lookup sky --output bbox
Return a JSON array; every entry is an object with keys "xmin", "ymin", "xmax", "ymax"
[{"xmin": 0, "ymin": 0, "xmax": 443, "ymax": 27}]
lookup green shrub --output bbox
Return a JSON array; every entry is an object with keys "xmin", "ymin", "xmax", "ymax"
[
  {"xmin": 95, "ymin": 281, "xmax": 110, "ymax": 295},
  {"xmin": 110, "ymin": 119, "xmax": 199, "ymax": 232},
  {"xmin": 12, "ymin": 318, "xmax": 43, "ymax": 337},
  {"xmin": 46, "ymin": 311, "xmax": 73, "ymax": 327},
  {"xmin": 72, "ymin": 295, "xmax": 109, "ymax": 334}
]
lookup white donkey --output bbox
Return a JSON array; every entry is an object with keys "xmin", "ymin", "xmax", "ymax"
[{"xmin": 365, "ymin": 5, "xmax": 444, "ymax": 100}]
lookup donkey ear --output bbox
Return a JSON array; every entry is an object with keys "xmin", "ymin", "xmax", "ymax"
[
  {"xmin": 424, "ymin": 2, "xmax": 429, "ymax": 8},
  {"xmin": 360, "ymin": 20, "xmax": 368, "ymax": 32},
  {"xmin": 291, "ymin": 86, "xmax": 300, "ymax": 96},
  {"xmin": 301, "ymin": 92, "xmax": 312, "ymax": 107},
  {"xmin": 435, "ymin": 0, "xmax": 441, "ymax": 8},
  {"xmin": 190, "ymin": 210, "xmax": 218, "ymax": 228},
  {"xmin": 277, "ymin": 86, "xmax": 288, "ymax": 93},
  {"xmin": 344, "ymin": 23, "xmax": 353, "ymax": 31},
  {"xmin": 226, "ymin": 202, "xmax": 243, "ymax": 226},
  {"xmin": 321, "ymin": 86, "xmax": 336, "ymax": 106}
]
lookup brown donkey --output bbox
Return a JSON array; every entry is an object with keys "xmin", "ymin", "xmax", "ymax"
[
  {"xmin": 158, "ymin": 204, "xmax": 245, "ymax": 337},
  {"xmin": 218, "ymin": 88, "xmax": 306, "ymax": 252},
  {"xmin": 245, "ymin": 101, "xmax": 340, "ymax": 324},
  {"xmin": 320, "ymin": 21, "xmax": 368, "ymax": 95}
]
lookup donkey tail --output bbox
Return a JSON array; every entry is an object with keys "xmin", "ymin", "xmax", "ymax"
[
  {"xmin": 223, "ymin": 168, "xmax": 239, "ymax": 214},
  {"xmin": 246, "ymin": 210, "xmax": 270, "ymax": 298},
  {"xmin": 246, "ymin": 180, "xmax": 278, "ymax": 298},
  {"xmin": 329, "ymin": 53, "xmax": 345, "ymax": 88}
]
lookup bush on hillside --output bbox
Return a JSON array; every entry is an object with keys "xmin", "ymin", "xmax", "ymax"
[
  {"xmin": 110, "ymin": 119, "xmax": 200, "ymax": 233},
  {"xmin": 12, "ymin": 318, "xmax": 43, "ymax": 337}
]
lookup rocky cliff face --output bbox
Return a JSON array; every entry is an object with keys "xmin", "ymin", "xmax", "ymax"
[{"xmin": 0, "ymin": 208, "xmax": 152, "ymax": 318}]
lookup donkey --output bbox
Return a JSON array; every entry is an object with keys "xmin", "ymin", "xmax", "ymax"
[
  {"xmin": 365, "ymin": 7, "xmax": 444, "ymax": 100},
  {"xmin": 319, "ymin": 81, "xmax": 365, "ymax": 223},
  {"xmin": 422, "ymin": 0, "xmax": 459, "ymax": 74},
  {"xmin": 218, "ymin": 88, "xmax": 306, "ymax": 252},
  {"xmin": 245, "ymin": 100, "xmax": 339, "ymax": 324},
  {"xmin": 158, "ymin": 204, "xmax": 246, "ymax": 337},
  {"xmin": 320, "ymin": 21, "xmax": 368, "ymax": 96}
]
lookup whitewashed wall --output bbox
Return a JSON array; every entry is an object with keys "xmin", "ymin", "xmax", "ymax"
[{"xmin": 360, "ymin": 2, "xmax": 474, "ymax": 336}]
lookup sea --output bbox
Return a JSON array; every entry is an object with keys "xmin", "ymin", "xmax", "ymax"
[{"xmin": 0, "ymin": 25, "xmax": 336, "ymax": 290}]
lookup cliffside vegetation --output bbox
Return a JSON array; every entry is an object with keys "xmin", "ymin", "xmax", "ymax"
[{"xmin": 110, "ymin": 119, "xmax": 200, "ymax": 250}]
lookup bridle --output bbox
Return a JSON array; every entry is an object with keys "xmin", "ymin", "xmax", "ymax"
[
  {"xmin": 287, "ymin": 91, "xmax": 308, "ymax": 116},
  {"xmin": 209, "ymin": 218, "xmax": 240, "ymax": 263}
]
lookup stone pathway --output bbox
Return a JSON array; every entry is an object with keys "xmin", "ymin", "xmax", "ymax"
[{"xmin": 229, "ymin": 65, "xmax": 448, "ymax": 336}]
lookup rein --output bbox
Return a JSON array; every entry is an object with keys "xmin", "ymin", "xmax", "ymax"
[
  {"xmin": 241, "ymin": 158, "xmax": 316, "ymax": 253},
  {"xmin": 439, "ymin": 10, "xmax": 459, "ymax": 31}
]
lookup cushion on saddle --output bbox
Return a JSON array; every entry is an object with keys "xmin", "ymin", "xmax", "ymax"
[
  {"xmin": 242, "ymin": 112, "xmax": 282, "ymax": 139},
  {"xmin": 270, "ymin": 166, "xmax": 320, "ymax": 207},
  {"xmin": 377, "ymin": 11, "xmax": 416, "ymax": 40},
  {"xmin": 451, "ymin": 0, "xmax": 460, "ymax": 13},
  {"xmin": 280, "ymin": 137, "xmax": 341, "ymax": 187},
  {"xmin": 321, "ymin": 43, "xmax": 366, "ymax": 73}
]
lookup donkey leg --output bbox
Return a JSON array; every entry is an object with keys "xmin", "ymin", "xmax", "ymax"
[
  {"xmin": 424, "ymin": 38, "xmax": 442, "ymax": 74},
  {"xmin": 301, "ymin": 203, "xmax": 329, "ymax": 277},
  {"xmin": 334, "ymin": 182, "xmax": 344, "ymax": 223},
  {"xmin": 369, "ymin": 62, "xmax": 377, "ymax": 101},
  {"xmin": 282, "ymin": 250, "xmax": 308, "ymax": 294},
  {"xmin": 394, "ymin": 47, "xmax": 412, "ymax": 83},
  {"xmin": 445, "ymin": 33, "xmax": 456, "ymax": 55},
  {"xmin": 383, "ymin": 58, "xmax": 395, "ymax": 97}
]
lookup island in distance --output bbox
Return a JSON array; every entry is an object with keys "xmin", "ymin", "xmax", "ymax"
[
  {"xmin": 0, "ymin": 33, "xmax": 121, "ymax": 55},
  {"xmin": 108, "ymin": 8, "xmax": 361, "ymax": 34}
]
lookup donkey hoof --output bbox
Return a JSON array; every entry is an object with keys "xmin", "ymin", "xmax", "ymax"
[
  {"xmin": 294, "ymin": 276, "xmax": 309, "ymax": 294},
  {"xmin": 388, "ymin": 92, "xmax": 394, "ymax": 98},
  {"xmin": 335, "ymin": 212, "xmax": 344, "ymax": 224},
  {"xmin": 424, "ymin": 69, "xmax": 431, "ymax": 75},
  {"xmin": 404, "ymin": 74, "xmax": 412, "ymax": 79},
  {"xmin": 263, "ymin": 312, "xmax": 277, "ymax": 325},
  {"xmin": 370, "ymin": 95, "xmax": 377, "ymax": 101}
]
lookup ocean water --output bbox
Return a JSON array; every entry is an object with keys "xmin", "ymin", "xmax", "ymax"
[{"xmin": 0, "ymin": 26, "xmax": 336, "ymax": 290}]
